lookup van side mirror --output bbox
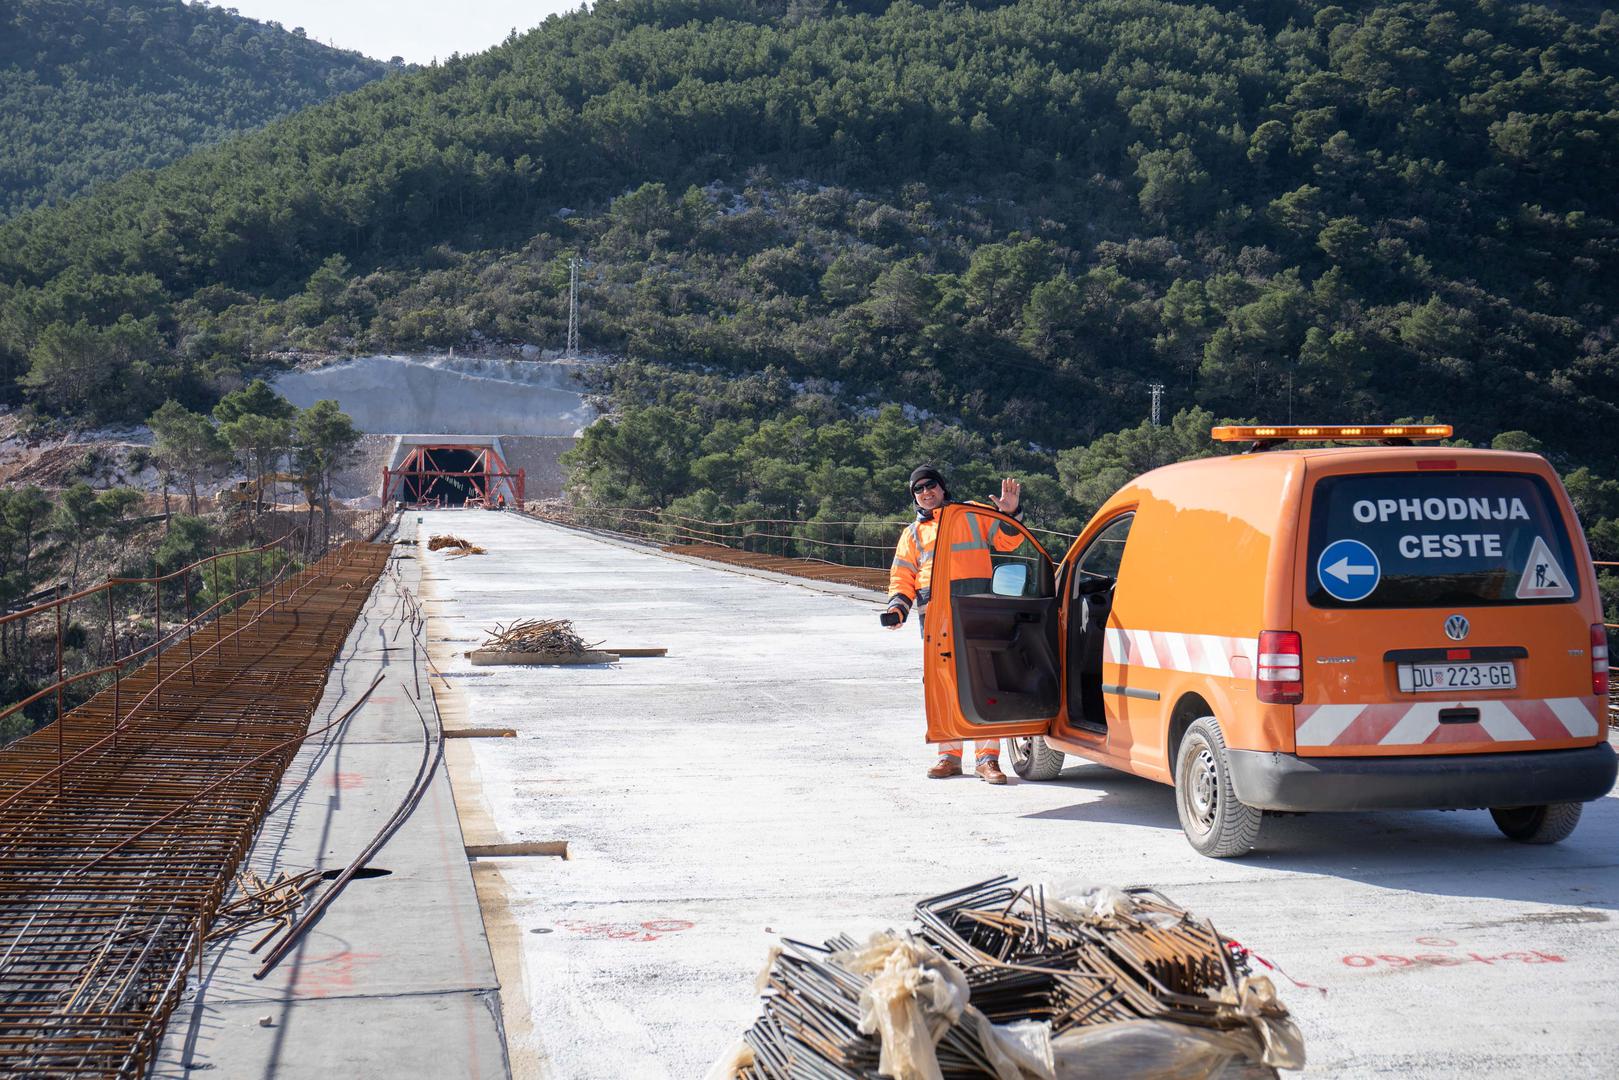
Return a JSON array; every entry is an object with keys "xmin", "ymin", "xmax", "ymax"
[{"xmin": 992, "ymin": 563, "xmax": 1029, "ymax": 596}]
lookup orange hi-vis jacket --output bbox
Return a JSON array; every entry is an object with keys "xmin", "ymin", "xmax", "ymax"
[{"xmin": 888, "ymin": 502, "xmax": 1025, "ymax": 619}]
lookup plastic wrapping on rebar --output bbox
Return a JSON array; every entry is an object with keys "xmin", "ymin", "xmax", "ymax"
[{"xmin": 0, "ymin": 542, "xmax": 390, "ymax": 1077}]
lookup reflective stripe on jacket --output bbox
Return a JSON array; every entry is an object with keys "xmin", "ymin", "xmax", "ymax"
[{"xmin": 888, "ymin": 502, "xmax": 1024, "ymax": 614}]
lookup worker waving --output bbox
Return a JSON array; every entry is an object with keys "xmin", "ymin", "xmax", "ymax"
[{"xmin": 886, "ymin": 465, "xmax": 1024, "ymax": 784}]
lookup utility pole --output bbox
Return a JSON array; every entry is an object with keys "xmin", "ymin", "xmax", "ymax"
[
  {"xmin": 1147, "ymin": 383, "xmax": 1166, "ymax": 470},
  {"xmin": 565, "ymin": 256, "xmax": 580, "ymax": 359}
]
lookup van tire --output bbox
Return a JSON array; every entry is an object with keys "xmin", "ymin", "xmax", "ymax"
[
  {"xmin": 1006, "ymin": 736, "xmax": 1065, "ymax": 781},
  {"xmin": 1175, "ymin": 717, "xmax": 1262, "ymax": 858},
  {"xmin": 1489, "ymin": 803, "xmax": 1582, "ymax": 844}
]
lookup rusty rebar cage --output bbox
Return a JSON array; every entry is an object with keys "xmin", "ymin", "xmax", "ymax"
[{"xmin": 0, "ymin": 540, "xmax": 390, "ymax": 1076}]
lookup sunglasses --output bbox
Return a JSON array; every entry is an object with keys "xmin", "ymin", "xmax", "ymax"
[{"xmin": 912, "ymin": 480, "xmax": 939, "ymax": 494}]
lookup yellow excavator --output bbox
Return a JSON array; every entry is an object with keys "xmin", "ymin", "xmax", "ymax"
[{"xmin": 215, "ymin": 472, "xmax": 307, "ymax": 513}]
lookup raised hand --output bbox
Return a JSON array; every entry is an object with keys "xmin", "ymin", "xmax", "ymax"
[{"xmin": 991, "ymin": 477, "xmax": 1021, "ymax": 515}]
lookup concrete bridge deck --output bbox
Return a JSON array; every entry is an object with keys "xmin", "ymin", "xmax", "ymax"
[{"xmin": 407, "ymin": 509, "xmax": 1619, "ymax": 1078}]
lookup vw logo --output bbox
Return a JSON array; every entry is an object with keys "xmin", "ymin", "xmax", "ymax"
[{"xmin": 1444, "ymin": 614, "xmax": 1470, "ymax": 641}]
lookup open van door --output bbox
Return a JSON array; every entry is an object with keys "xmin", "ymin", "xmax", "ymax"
[{"xmin": 922, "ymin": 504, "xmax": 1063, "ymax": 741}]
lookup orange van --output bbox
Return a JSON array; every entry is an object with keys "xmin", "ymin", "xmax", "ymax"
[{"xmin": 922, "ymin": 424, "xmax": 1616, "ymax": 856}]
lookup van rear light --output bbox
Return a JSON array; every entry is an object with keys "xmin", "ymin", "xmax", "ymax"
[
  {"xmin": 1593, "ymin": 624, "xmax": 1610, "ymax": 697},
  {"xmin": 1257, "ymin": 630, "xmax": 1303, "ymax": 705}
]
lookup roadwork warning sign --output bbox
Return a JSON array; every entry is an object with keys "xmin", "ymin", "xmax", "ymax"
[{"xmin": 1515, "ymin": 535, "xmax": 1573, "ymax": 599}]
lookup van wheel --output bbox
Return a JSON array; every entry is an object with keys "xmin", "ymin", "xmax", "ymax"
[
  {"xmin": 1007, "ymin": 736, "xmax": 1065, "ymax": 781},
  {"xmin": 1489, "ymin": 803, "xmax": 1582, "ymax": 844},
  {"xmin": 1175, "ymin": 717, "xmax": 1262, "ymax": 858}
]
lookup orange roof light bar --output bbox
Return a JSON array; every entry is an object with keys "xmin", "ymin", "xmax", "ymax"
[{"xmin": 1211, "ymin": 424, "xmax": 1452, "ymax": 443}]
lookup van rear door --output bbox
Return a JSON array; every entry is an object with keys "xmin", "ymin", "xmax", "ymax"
[
  {"xmin": 921, "ymin": 504, "xmax": 1062, "ymax": 741},
  {"xmin": 1294, "ymin": 463, "xmax": 1603, "ymax": 756}
]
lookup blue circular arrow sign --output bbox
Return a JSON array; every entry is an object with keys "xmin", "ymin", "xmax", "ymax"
[{"xmin": 1316, "ymin": 538, "xmax": 1381, "ymax": 602}]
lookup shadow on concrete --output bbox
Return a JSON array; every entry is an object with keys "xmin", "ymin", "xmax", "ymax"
[
  {"xmin": 1249, "ymin": 796, "xmax": 1619, "ymax": 911},
  {"xmin": 1020, "ymin": 766, "xmax": 1181, "ymax": 830},
  {"xmin": 1021, "ymin": 764, "xmax": 1619, "ymax": 910}
]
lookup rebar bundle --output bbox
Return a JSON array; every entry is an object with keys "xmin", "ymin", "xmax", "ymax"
[
  {"xmin": 915, "ymin": 878, "xmax": 1247, "ymax": 1031},
  {"xmin": 741, "ymin": 936, "xmax": 1030, "ymax": 1080},
  {"xmin": 0, "ymin": 542, "xmax": 389, "ymax": 1077},
  {"xmin": 426, "ymin": 534, "xmax": 485, "ymax": 555},
  {"xmin": 480, "ymin": 618, "xmax": 597, "ymax": 655},
  {"xmin": 729, "ymin": 876, "xmax": 1303, "ymax": 1079}
]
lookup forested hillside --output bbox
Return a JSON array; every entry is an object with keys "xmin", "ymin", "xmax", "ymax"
[
  {"xmin": 0, "ymin": 0, "xmax": 392, "ymax": 219},
  {"xmin": 2, "ymin": 0, "xmax": 1617, "ymax": 571}
]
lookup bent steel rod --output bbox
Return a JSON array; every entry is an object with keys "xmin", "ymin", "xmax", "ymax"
[{"xmin": 256, "ymin": 679, "xmax": 442, "ymax": 978}]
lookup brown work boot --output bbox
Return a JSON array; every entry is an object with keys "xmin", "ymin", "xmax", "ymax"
[
  {"xmin": 975, "ymin": 758, "xmax": 1008, "ymax": 785},
  {"xmin": 927, "ymin": 755, "xmax": 963, "ymax": 779}
]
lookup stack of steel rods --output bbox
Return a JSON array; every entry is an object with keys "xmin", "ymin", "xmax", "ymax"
[
  {"xmin": 480, "ymin": 618, "xmax": 596, "ymax": 655},
  {"xmin": 0, "ymin": 542, "xmax": 390, "ymax": 1077},
  {"xmin": 741, "ymin": 937, "xmax": 1023, "ymax": 1080},
  {"xmin": 425, "ymin": 534, "xmax": 484, "ymax": 556},
  {"xmin": 728, "ymin": 877, "xmax": 1300, "ymax": 1079},
  {"xmin": 917, "ymin": 879, "xmax": 1253, "ymax": 1030}
]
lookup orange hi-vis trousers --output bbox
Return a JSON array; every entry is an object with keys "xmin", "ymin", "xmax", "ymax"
[{"xmin": 938, "ymin": 740, "xmax": 1000, "ymax": 762}]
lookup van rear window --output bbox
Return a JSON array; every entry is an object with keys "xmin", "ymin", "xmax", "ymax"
[{"xmin": 1306, "ymin": 472, "xmax": 1580, "ymax": 608}]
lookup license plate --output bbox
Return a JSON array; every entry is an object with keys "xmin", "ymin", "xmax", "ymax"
[{"xmin": 1397, "ymin": 661, "xmax": 1516, "ymax": 693}]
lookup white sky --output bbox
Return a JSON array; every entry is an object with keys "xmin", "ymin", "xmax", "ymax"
[{"xmin": 213, "ymin": 1, "xmax": 587, "ymax": 64}]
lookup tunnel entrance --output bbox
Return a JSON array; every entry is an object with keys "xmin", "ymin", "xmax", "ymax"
[
  {"xmin": 404, "ymin": 448, "xmax": 479, "ymax": 506},
  {"xmin": 381, "ymin": 441, "xmax": 525, "ymax": 508}
]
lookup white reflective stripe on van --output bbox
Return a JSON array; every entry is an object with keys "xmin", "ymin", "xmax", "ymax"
[
  {"xmin": 1295, "ymin": 696, "xmax": 1601, "ymax": 747},
  {"xmin": 1294, "ymin": 705, "xmax": 1361, "ymax": 746},
  {"xmin": 1381, "ymin": 702, "xmax": 1532, "ymax": 745},
  {"xmin": 1547, "ymin": 698, "xmax": 1603, "ymax": 738},
  {"xmin": 1164, "ymin": 633, "xmax": 1193, "ymax": 674},
  {"xmin": 1104, "ymin": 629, "xmax": 1258, "ymax": 680},
  {"xmin": 1104, "ymin": 627, "xmax": 1127, "ymax": 662}
]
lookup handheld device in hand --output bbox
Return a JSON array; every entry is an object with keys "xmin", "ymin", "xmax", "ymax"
[{"xmin": 880, "ymin": 610, "xmax": 903, "ymax": 627}]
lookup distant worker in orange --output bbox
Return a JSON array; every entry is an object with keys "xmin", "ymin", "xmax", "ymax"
[{"xmin": 885, "ymin": 465, "xmax": 1024, "ymax": 784}]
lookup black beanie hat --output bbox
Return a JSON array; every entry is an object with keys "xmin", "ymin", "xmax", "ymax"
[{"xmin": 909, "ymin": 464, "xmax": 948, "ymax": 495}]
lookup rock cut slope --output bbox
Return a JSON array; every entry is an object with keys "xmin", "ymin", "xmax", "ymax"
[{"xmin": 274, "ymin": 355, "xmax": 596, "ymax": 437}]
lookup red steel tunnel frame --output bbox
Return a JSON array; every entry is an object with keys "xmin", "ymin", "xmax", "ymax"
[{"xmin": 380, "ymin": 443, "xmax": 525, "ymax": 507}]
